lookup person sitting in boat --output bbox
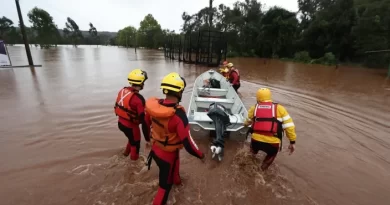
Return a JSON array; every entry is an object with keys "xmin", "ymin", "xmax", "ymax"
[
  {"xmin": 114, "ymin": 69, "xmax": 151, "ymax": 160},
  {"xmin": 144, "ymin": 72, "xmax": 205, "ymax": 205},
  {"xmin": 244, "ymin": 88, "xmax": 296, "ymax": 171},
  {"xmin": 227, "ymin": 63, "xmax": 240, "ymax": 92}
]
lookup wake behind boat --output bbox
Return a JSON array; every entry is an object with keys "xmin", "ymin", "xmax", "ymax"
[{"xmin": 187, "ymin": 69, "xmax": 249, "ymax": 161}]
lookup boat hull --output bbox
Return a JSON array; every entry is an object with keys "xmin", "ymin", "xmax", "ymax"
[{"xmin": 187, "ymin": 69, "xmax": 249, "ymax": 135}]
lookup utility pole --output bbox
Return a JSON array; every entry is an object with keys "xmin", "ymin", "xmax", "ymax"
[
  {"xmin": 209, "ymin": 0, "xmax": 213, "ymax": 28},
  {"xmin": 15, "ymin": 0, "xmax": 34, "ymax": 66}
]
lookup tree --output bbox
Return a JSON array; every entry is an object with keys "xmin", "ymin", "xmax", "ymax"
[
  {"xmin": 137, "ymin": 14, "xmax": 164, "ymax": 48},
  {"xmin": 116, "ymin": 26, "xmax": 137, "ymax": 47},
  {"xmin": 258, "ymin": 6, "xmax": 299, "ymax": 58},
  {"xmin": 297, "ymin": 0, "xmax": 320, "ymax": 30},
  {"xmin": 352, "ymin": 0, "xmax": 390, "ymax": 67},
  {"xmin": 0, "ymin": 16, "xmax": 14, "ymax": 39},
  {"xmin": 4, "ymin": 27, "xmax": 21, "ymax": 45},
  {"xmin": 27, "ymin": 7, "xmax": 59, "ymax": 48},
  {"xmin": 64, "ymin": 17, "xmax": 83, "ymax": 47},
  {"xmin": 89, "ymin": 23, "xmax": 98, "ymax": 47},
  {"xmin": 300, "ymin": 0, "xmax": 356, "ymax": 59}
]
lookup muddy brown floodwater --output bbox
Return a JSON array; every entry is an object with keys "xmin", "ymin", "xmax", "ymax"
[{"xmin": 0, "ymin": 45, "xmax": 389, "ymax": 205}]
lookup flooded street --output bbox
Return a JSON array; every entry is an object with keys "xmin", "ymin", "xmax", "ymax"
[{"xmin": 0, "ymin": 45, "xmax": 389, "ymax": 205}]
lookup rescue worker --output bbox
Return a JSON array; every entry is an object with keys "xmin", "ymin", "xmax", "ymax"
[
  {"xmin": 114, "ymin": 69, "xmax": 150, "ymax": 161},
  {"xmin": 145, "ymin": 72, "xmax": 205, "ymax": 205},
  {"xmin": 244, "ymin": 88, "xmax": 296, "ymax": 171},
  {"xmin": 227, "ymin": 63, "xmax": 240, "ymax": 92},
  {"xmin": 218, "ymin": 67, "xmax": 230, "ymax": 80},
  {"xmin": 218, "ymin": 60, "xmax": 229, "ymax": 79}
]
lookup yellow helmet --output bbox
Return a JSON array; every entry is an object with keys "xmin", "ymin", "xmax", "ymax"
[
  {"xmin": 219, "ymin": 67, "xmax": 229, "ymax": 73},
  {"xmin": 256, "ymin": 88, "xmax": 272, "ymax": 102},
  {"xmin": 128, "ymin": 69, "xmax": 148, "ymax": 85},
  {"xmin": 227, "ymin": 63, "xmax": 234, "ymax": 68},
  {"xmin": 160, "ymin": 72, "xmax": 186, "ymax": 93}
]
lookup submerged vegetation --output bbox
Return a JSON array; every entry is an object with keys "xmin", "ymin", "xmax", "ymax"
[
  {"xmin": 0, "ymin": 0, "xmax": 389, "ymax": 68},
  {"xmin": 179, "ymin": 0, "xmax": 390, "ymax": 68}
]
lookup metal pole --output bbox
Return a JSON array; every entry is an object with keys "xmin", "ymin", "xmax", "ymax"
[
  {"xmin": 15, "ymin": 0, "xmax": 34, "ymax": 66},
  {"xmin": 4, "ymin": 43, "xmax": 13, "ymax": 66}
]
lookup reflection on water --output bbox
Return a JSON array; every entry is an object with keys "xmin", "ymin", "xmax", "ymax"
[{"xmin": 0, "ymin": 45, "xmax": 389, "ymax": 205}]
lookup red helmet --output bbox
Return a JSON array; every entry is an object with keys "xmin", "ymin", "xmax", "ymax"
[{"xmin": 222, "ymin": 61, "xmax": 229, "ymax": 66}]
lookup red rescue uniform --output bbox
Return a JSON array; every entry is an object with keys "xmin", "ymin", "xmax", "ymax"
[
  {"xmin": 114, "ymin": 87, "xmax": 150, "ymax": 160},
  {"xmin": 145, "ymin": 98, "xmax": 203, "ymax": 205},
  {"xmin": 229, "ymin": 68, "xmax": 240, "ymax": 92}
]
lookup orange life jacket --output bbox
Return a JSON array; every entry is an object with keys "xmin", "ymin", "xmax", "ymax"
[
  {"xmin": 114, "ymin": 87, "xmax": 139, "ymax": 123},
  {"xmin": 252, "ymin": 102, "xmax": 282, "ymax": 137},
  {"xmin": 145, "ymin": 97, "xmax": 184, "ymax": 152},
  {"xmin": 229, "ymin": 68, "xmax": 240, "ymax": 84}
]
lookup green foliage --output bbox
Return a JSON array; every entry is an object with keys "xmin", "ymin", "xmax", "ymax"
[
  {"xmin": 321, "ymin": 52, "xmax": 337, "ymax": 65},
  {"xmin": 293, "ymin": 51, "xmax": 337, "ymax": 65},
  {"xmin": 137, "ymin": 14, "xmax": 164, "ymax": 48},
  {"xmin": 116, "ymin": 26, "xmax": 137, "ymax": 47},
  {"xmin": 227, "ymin": 50, "xmax": 239, "ymax": 57},
  {"xmin": 294, "ymin": 51, "xmax": 311, "ymax": 63},
  {"xmin": 27, "ymin": 7, "xmax": 60, "ymax": 48},
  {"xmin": 3, "ymin": 0, "xmax": 389, "ymax": 68},
  {"xmin": 64, "ymin": 17, "xmax": 83, "ymax": 47},
  {"xmin": 88, "ymin": 23, "xmax": 98, "ymax": 46},
  {"xmin": 0, "ymin": 16, "xmax": 14, "ymax": 39},
  {"xmin": 179, "ymin": 0, "xmax": 390, "ymax": 68},
  {"xmin": 311, "ymin": 52, "xmax": 337, "ymax": 65},
  {"xmin": 114, "ymin": 14, "xmax": 174, "ymax": 49}
]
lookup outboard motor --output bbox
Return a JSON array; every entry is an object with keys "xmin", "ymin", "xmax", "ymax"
[{"xmin": 207, "ymin": 102, "xmax": 231, "ymax": 161}]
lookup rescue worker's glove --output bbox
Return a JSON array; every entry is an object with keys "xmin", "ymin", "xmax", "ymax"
[
  {"xmin": 244, "ymin": 119, "xmax": 252, "ymax": 127},
  {"xmin": 288, "ymin": 142, "xmax": 295, "ymax": 155}
]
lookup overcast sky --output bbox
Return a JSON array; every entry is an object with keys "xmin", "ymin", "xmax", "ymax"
[{"xmin": 3, "ymin": 0, "xmax": 298, "ymax": 32}]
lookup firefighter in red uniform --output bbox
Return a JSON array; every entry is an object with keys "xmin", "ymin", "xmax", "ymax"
[
  {"xmin": 244, "ymin": 88, "xmax": 296, "ymax": 171},
  {"xmin": 227, "ymin": 63, "xmax": 240, "ymax": 92},
  {"xmin": 221, "ymin": 60, "xmax": 229, "ymax": 67},
  {"xmin": 218, "ymin": 60, "xmax": 230, "ymax": 79},
  {"xmin": 114, "ymin": 69, "xmax": 150, "ymax": 160},
  {"xmin": 145, "ymin": 72, "xmax": 205, "ymax": 205}
]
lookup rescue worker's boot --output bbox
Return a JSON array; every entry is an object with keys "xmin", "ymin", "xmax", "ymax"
[
  {"xmin": 173, "ymin": 174, "xmax": 182, "ymax": 185},
  {"xmin": 123, "ymin": 143, "xmax": 131, "ymax": 157},
  {"xmin": 130, "ymin": 146, "xmax": 139, "ymax": 161},
  {"xmin": 261, "ymin": 155, "xmax": 276, "ymax": 171},
  {"xmin": 153, "ymin": 187, "xmax": 171, "ymax": 205},
  {"xmin": 173, "ymin": 160, "xmax": 181, "ymax": 185}
]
